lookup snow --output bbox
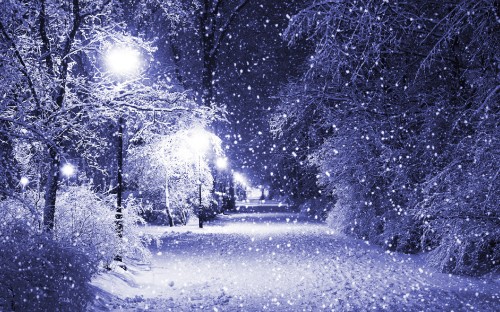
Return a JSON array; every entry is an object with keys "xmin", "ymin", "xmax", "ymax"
[{"xmin": 91, "ymin": 202, "xmax": 500, "ymax": 311}]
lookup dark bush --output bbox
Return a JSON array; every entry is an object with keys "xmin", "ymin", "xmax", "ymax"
[{"xmin": 0, "ymin": 224, "xmax": 97, "ymax": 311}]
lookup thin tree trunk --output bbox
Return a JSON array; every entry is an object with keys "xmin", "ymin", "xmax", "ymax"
[
  {"xmin": 200, "ymin": 0, "xmax": 216, "ymax": 107},
  {"xmin": 43, "ymin": 147, "xmax": 60, "ymax": 232},
  {"xmin": 165, "ymin": 175, "xmax": 174, "ymax": 227},
  {"xmin": 115, "ymin": 116, "xmax": 124, "ymax": 262}
]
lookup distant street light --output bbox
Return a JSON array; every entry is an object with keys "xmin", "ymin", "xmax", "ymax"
[
  {"xmin": 61, "ymin": 163, "xmax": 75, "ymax": 178},
  {"xmin": 233, "ymin": 172, "xmax": 249, "ymax": 201},
  {"xmin": 233, "ymin": 172, "xmax": 247, "ymax": 186},
  {"xmin": 20, "ymin": 177, "xmax": 29, "ymax": 188},
  {"xmin": 61, "ymin": 163, "xmax": 75, "ymax": 186},
  {"xmin": 20, "ymin": 176, "xmax": 29, "ymax": 199},
  {"xmin": 216, "ymin": 157, "xmax": 228, "ymax": 170}
]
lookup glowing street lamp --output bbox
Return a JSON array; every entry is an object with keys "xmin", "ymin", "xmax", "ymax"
[
  {"xmin": 105, "ymin": 46, "xmax": 141, "ymax": 77},
  {"xmin": 188, "ymin": 128, "xmax": 210, "ymax": 228},
  {"xmin": 61, "ymin": 163, "xmax": 75, "ymax": 186},
  {"xmin": 20, "ymin": 176, "xmax": 29, "ymax": 199},
  {"xmin": 216, "ymin": 157, "xmax": 228, "ymax": 170},
  {"xmin": 20, "ymin": 177, "xmax": 29, "ymax": 188},
  {"xmin": 105, "ymin": 44, "xmax": 142, "ymax": 264},
  {"xmin": 233, "ymin": 172, "xmax": 247, "ymax": 186},
  {"xmin": 233, "ymin": 172, "xmax": 249, "ymax": 201},
  {"xmin": 61, "ymin": 163, "xmax": 75, "ymax": 178}
]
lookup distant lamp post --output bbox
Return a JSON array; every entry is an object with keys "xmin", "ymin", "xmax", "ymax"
[
  {"xmin": 61, "ymin": 163, "xmax": 75, "ymax": 177},
  {"xmin": 215, "ymin": 157, "xmax": 228, "ymax": 212},
  {"xmin": 188, "ymin": 129, "xmax": 210, "ymax": 228},
  {"xmin": 233, "ymin": 172, "xmax": 248, "ymax": 201},
  {"xmin": 105, "ymin": 43, "xmax": 142, "ymax": 264}
]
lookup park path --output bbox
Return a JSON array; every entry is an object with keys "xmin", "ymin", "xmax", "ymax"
[{"xmin": 92, "ymin": 202, "xmax": 500, "ymax": 311}]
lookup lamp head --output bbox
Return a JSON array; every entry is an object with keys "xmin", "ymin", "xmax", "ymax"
[
  {"xmin": 189, "ymin": 128, "xmax": 210, "ymax": 154},
  {"xmin": 20, "ymin": 177, "xmax": 29, "ymax": 187},
  {"xmin": 216, "ymin": 157, "xmax": 228, "ymax": 170},
  {"xmin": 105, "ymin": 46, "xmax": 141, "ymax": 76},
  {"xmin": 61, "ymin": 163, "xmax": 75, "ymax": 177}
]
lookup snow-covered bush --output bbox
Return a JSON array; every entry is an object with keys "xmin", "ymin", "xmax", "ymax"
[
  {"xmin": 299, "ymin": 197, "xmax": 332, "ymax": 221},
  {"xmin": 426, "ymin": 221, "xmax": 500, "ymax": 276},
  {"xmin": 0, "ymin": 222, "xmax": 96, "ymax": 311},
  {"xmin": 0, "ymin": 195, "xmax": 42, "ymax": 232},
  {"xmin": 55, "ymin": 185, "xmax": 151, "ymax": 266},
  {"xmin": 55, "ymin": 186, "xmax": 117, "ymax": 266}
]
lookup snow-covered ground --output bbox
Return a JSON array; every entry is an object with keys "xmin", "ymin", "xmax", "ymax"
[{"xmin": 91, "ymin": 203, "xmax": 500, "ymax": 311}]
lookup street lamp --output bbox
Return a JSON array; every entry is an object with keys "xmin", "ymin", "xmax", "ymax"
[
  {"xmin": 105, "ymin": 46, "xmax": 141, "ymax": 77},
  {"xmin": 233, "ymin": 172, "xmax": 249, "ymax": 201},
  {"xmin": 215, "ymin": 157, "xmax": 229, "ymax": 212},
  {"xmin": 20, "ymin": 176, "xmax": 29, "ymax": 198},
  {"xmin": 188, "ymin": 129, "xmax": 210, "ymax": 228},
  {"xmin": 105, "ymin": 43, "xmax": 142, "ymax": 264},
  {"xmin": 20, "ymin": 177, "xmax": 29, "ymax": 189},
  {"xmin": 61, "ymin": 163, "xmax": 75, "ymax": 177},
  {"xmin": 216, "ymin": 157, "xmax": 227, "ymax": 170},
  {"xmin": 61, "ymin": 163, "xmax": 75, "ymax": 186}
]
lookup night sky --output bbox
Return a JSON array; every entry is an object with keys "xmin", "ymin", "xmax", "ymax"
[{"xmin": 155, "ymin": 0, "xmax": 312, "ymax": 184}]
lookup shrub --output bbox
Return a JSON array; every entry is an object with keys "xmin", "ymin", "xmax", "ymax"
[
  {"xmin": 55, "ymin": 186, "xmax": 152, "ymax": 266},
  {"xmin": 299, "ymin": 197, "xmax": 333, "ymax": 221},
  {"xmin": 425, "ymin": 218, "xmax": 500, "ymax": 276},
  {"xmin": 0, "ymin": 223, "xmax": 96, "ymax": 311}
]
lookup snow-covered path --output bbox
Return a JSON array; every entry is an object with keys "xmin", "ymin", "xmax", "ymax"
[{"xmin": 92, "ymin": 204, "xmax": 500, "ymax": 311}]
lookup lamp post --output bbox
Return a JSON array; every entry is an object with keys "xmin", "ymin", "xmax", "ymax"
[
  {"xmin": 105, "ymin": 44, "xmax": 141, "ymax": 263},
  {"xmin": 233, "ymin": 172, "xmax": 248, "ymax": 201},
  {"xmin": 188, "ymin": 129, "xmax": 209, "ymax": 228}
]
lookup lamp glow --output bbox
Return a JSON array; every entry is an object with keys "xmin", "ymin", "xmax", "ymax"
[
  {"xmin": 233, "ymin": 172, "xmax": 247, "ymax": 187},
  {"xmin": 61, "ymin": 163, "xmax": 75, "ymax": 177},
  {"xmin": 106, "ymin": 46, "xmax": 141, "ymax": 76},
  {"xmin": 20, "ymin": 177, "xmax": 29, "ymax": 187},
  {"xmin": 189, "ymin": 129, "xmax": 210, "ymax": 155},
  {"xmin": 216, "ymin": 157, "xmax": 228, "ymax": 170}
]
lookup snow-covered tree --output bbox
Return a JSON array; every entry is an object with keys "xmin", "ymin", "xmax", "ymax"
[
  {"xmin": 0, "ymin": 0, "xmax": 214, "ymax": 233},
  {"xmin": 275, "ymin": 0, "xmax": 499, "ymax": 275},
  {"xmin": 127, "ymin": 126, "xmax": 225, "ymax": 227}
]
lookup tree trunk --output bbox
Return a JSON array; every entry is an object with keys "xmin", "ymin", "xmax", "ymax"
[
  {"xmin": 200, "ymin": 0, "xmax": 216, "ymax": 107},
  {"xmin": 198, "ymin": 182, "xmax": 203, "ymax": 228},
  {"xmin": 165, "ymin": 176, "xmax": 174, "ymax": 227},
  {"xmin": 43, "ymin": 147, "xmax": 60, "ymax": 232},
  {"xmin": 115, "ymin": 116, "xmax": 124, "ymax": 262}
]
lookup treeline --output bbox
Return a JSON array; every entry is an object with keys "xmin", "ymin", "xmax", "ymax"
[
  {"xmin": 0, "ymin": 0, "xmax": 229, "ymax": 310},
  {"xmin": 271, "ymin": 0, "xmax": 499, "ymax": 275}
]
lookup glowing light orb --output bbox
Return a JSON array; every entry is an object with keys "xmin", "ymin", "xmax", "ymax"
[
  {"xmin": 20, "ymin": 177, "xmax": 29, "ymax": 187},
  {"xmin": 61, "ymin": 163, "xmax": 75, "ymax": 177},
  {"xmin": 106, "ymin": 46, "xmax": 141, "ymax": 76},
  {"xmin": 216, "ymin": 157, "xmax": 228, "ymax": 170}
]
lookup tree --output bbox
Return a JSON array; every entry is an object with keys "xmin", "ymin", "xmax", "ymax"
[
  {"xmin": 127, "ymin": 127, "xmax": 224, "ymax": 227},
  {"xmin": 0, "ymin": 0, "xmax": 117, "ymax": 232},
  {"xmin": 275, "ymin": 0, "xmax": 499, "ymax": 274},
  {"xmin": 0, "ymin": 0, "xmax": 212, "ymax": 234}
]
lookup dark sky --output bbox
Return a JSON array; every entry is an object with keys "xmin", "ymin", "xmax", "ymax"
[
  {"xmin": 213, "ymin": 0, "xmax": 311, "ymax": 184},
  {"xmin": 145, "ymin": 0, "xmax": 311, "ymax": 185}
]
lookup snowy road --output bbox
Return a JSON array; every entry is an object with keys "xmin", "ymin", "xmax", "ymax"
[{"xmin": 92, "ymin": 204, "xmax": 500, "ymax": 311}]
